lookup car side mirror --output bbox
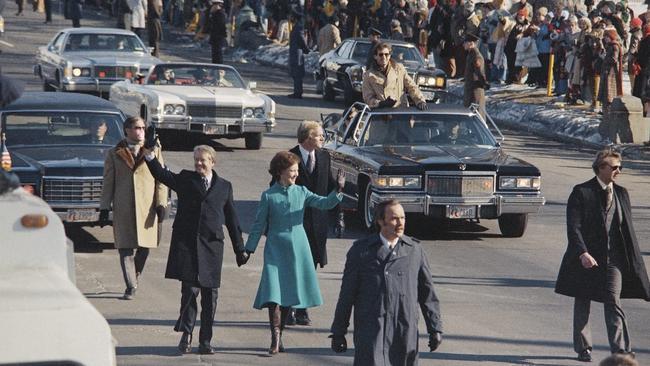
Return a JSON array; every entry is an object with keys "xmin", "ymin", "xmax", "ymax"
[
  {"xmin": 248, "ymin": 81, "xmax": 257, "ymax": 90},
  {"xmin": 49, "ymin": 45, "xmax": 60, "ymax": 53}
]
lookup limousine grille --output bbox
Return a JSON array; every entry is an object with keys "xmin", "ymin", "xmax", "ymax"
[
  {"xmin": 187, "ymin": 104, "xmax": 242, "ymax": 119},
  {"xmin": 427, "ymin": 175, "xmax": 494, "ymax": 197},
  {"xmin": 94, "ymin": 65, "xmax": 138, "ymax": 78},
  {"xmin": 42, "ymin": 177, "xmax": 103, "ymax": 203}
]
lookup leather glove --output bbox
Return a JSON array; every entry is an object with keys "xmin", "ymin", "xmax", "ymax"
[
  {"xmin": 336, "ymin": 168, "xmax": 346, "ymax": 192},
  {"xmin": 376, "ymin": 97, "xmax": 397, "ymax": 108},
  {"xmin": 155, "ymin": 205, "xmax": 166, "ymax": 223},
  {"xmin": 428, "ymin": 332, "xmax": 442, "ymax": 352},
  {"xmin": 417, "ymin": 101, "xmax": 428, "ymax": 110},
  {"xmin": 329, "ymin": 334, "xmax": 347, "ymax": 353},
  {"xmin": 144, "ymin": 125, "xmax": 157, "ymax": 150},
  {"xmin": 235, "ymin": 251, "xmax": 250, "ymax": 267},
  {"xmin": 98, "ymin": 209, "xmax": 110, "ymax": 228}
]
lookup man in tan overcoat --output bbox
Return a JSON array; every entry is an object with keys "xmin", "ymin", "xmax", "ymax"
[
  {"xmin": 463, "ymin": 33, "xmax": 487, "ymax": 120},
  {"xmin": 100, "ymin": 116, "xmax": 167, "ymax": 300},
  {"xmin": 318, "ymin": 15, "xmax": 342, "ymax": 55},
  {"xmin": 362, "ymin": 42, "xmax": 428, "ymax": 110}
]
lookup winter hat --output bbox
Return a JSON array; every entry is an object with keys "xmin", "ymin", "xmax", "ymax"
[
  {"xmin": 561, "ymin": 9, "xmax": 570, "ymax": 19},
  {"xmin": 630, "ymin": 17, "xmax": 642, "ymax": 29},
  {"xmin": 576, "ymin": 9, "xmax": 588, "ymax": 18}
]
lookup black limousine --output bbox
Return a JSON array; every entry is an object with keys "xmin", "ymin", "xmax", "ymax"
[{"xmin": 321, "ymin": 102, "xmax": 545, "ymax": 237}]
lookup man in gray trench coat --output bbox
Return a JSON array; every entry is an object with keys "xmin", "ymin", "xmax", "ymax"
[{"xmin": 330, "ymin": 199, "xmax": 443, "ymax": 365}]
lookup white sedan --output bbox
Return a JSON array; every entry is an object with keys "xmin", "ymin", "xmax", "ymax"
[{"xmin": 109, "ymin": 62, "xmax": 276, "ymax": 150}]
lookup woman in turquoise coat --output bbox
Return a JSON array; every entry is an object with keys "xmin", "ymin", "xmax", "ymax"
[{"xmin": 243, "ymin": 151, "xmax": 344, "ymax": 355}]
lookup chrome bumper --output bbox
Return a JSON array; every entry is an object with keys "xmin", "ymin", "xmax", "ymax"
[
  {"xmin": 61, "ymin": 78, "xmax": 124, "ymax": 93},
  {"xmin": 369, "ymin": 191, "xmax": 545, "ymax": 217},
  {"xmin": 151, "ymin": 115, "xmax": 276, "ymax": 135}
]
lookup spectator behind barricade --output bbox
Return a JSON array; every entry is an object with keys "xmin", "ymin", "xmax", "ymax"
[
  {"xmin": 491, "ymin": 14, "xmax": 515, "ymax": 85},
  {"xmin": 390, "ymin": 19, "xmax": 404, "ymax": 40},
  {"xmin": 531, "ymin": 6, "xmax": 551, "ymax": 88},
  {"xmin": 509, "ymin": 0, "xmax": 533, "ymax": 22},
  {"xmin": 599, "ymin": 1, "xmax": 625, "ymax": 45},
  {"xmin": 632, "ymin": 23, "xmax": 650, "ymax": 116},
  {"xmin": 318, "ymin": 14, "xmax": 341, "ymax": 55},
  {"xmin": 598, "ymin": 28, "xmax": 624, "ymax": 114},
  {"xmin": 392, "ymin": 0, "xmax": 414, "ymax": 41},
  {"xmin": 274, "ymin": 17, "xmax": 290, "ymax": 45},
  {"xmin": 562, "ymin": 15, "xmax": 581, "ymax": 100},
  {"xmin": 416, "ymin": 10, "xmax": 429, "ymax": 56},
  {"xmin": 505, "ymin": 8, "xmax": 529, "ymax": 83},
  {"xmin": 362, "ymin": 42, "xmax": 428, "ymax": 109},
  {"xmin": 627, "ymin": 18, "xmax": 643, "ymax": 90},
  {"xmin": 515, "ymin": 25, "xmax": 541, "ymax": 85},
  {"xmin": 567, "ymin": 17, "xmax": 591, "ymax": 105}
]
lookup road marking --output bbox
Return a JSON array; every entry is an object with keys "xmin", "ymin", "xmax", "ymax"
[{"xmin": 0, "ymin": 40, "xmax": 15, "ymax": 48}]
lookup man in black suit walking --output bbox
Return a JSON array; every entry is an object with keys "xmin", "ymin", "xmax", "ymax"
[
  {"xmin": 144, "ymin": 143, "xmax": 248, "ymax": 355},
  {"xmin": 556, "ymin": 149, "xmax": 650, "ymax": 362},
  {"xmin": 278, "ymin": 120, "xmax": 340, "ymax": 326}
]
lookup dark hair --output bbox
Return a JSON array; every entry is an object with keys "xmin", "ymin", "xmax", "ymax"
[
  {"xmin": 374, "ymin": 199, "xmax": 402, "ymax": 230},
  {"xmin": 599, "ymin": 354, "xmax": 638, "ymax": 366},
  {"xmin": 123, "ymin": 116, "xmax": 145, "ymax": 136},
  {"xmin": 369, "ymin": 42, "xmax": 396, "ymax": 70},
  {"xmin": 269, "ymin": 151, "xmax": 301, "ymax": 179}
]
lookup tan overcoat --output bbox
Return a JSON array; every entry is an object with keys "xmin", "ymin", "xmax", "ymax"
[
  {"xmin": 100, "ymin": 140, "xmax": 167, "ymax": 249},
  {"xmin": 317, "ymin": 23, "xmax": 341, "ymax": 55},
  {"xmin": 362, "ymin": 62, "xmax": 425, "ymax": 108}
]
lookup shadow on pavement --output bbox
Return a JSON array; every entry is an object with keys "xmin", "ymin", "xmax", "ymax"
[
  {"xmin": 66, "ymin": 226, "xmax": 115, "ymax": 253},
  {"xmin": 84, "ymin": 291, "xmax": 124, "ymax": 299},
  {"xmin": 420, "ymin": 352, "xmax": 577, "ymax": 365},
  {"xmin": 432, "ymin": 275, "xmax": 556, "ymax": 289}
]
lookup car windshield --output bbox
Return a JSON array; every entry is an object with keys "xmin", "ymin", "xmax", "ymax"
[
  {"xmin": 361, "ymin": 114, "xmax": 496, "ymax": 147},
  {"xmin": 2, "ymin": 112, "xmax": 124, "ymax": 146},
  {"xmin": 64, "ymin": 33, "xmax": 146, "ymax": 52},
  {"xmin": 146, "ymin": 65, "xmax": 245, "ymax": 88},
  {"xmin": 352, "ymin": 43, "xmax": 424, "ymax": 64}
]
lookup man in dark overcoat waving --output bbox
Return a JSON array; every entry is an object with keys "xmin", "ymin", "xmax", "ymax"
[
  {"xmin": 144, "ymin": 143, "xmax": 248, "ymax": 355},
  {"xmin": 330, "ymin": 199, "xmax": 443, "ymax": 365},
  {"xmin": 555, "ymin": 148, "xmax": 650, "ymax": 362}
]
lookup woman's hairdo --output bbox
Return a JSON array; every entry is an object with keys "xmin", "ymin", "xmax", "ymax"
[
  {"xmin": 193, "ymin": 145, "xmax": 218, "ymax": 164},
  {"xmin": 269, "ymin": 151, "xmax": 301, "ymax": 178}
]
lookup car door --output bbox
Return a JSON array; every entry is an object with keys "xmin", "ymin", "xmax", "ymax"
[
  {"xmin": 326, "ymin": 104, "xmax": 369, "ymax": 201},
  {"xmin": 40, "ymin": 32, "xmax": 66, "ymax": 84},
  {"xmin": 326, "ymin": 40, "xmax": 353, "ymax": 92}
]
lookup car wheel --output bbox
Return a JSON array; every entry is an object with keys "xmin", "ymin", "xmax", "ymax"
[
  {"xmin": 498, "ymin": 213, "xmax": 528, "ymax": 237},
  {"xmin": 244, "ymin": 132, "xmax": 263, "ymax": 150},
  {"xmin": 323, "ymin": 79, "xmax": 336, "ymax": 101},
  {"xmin": 359, "ymin": 182, "xmax": 375, "ymax": 231}
]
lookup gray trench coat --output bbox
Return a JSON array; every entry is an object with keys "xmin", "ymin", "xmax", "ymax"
[{"xmin": 331, "ymin": 234, "xmax": 442, "ymax": 366}]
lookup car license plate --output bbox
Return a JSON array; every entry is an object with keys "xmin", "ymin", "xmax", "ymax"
[
  {"xmin": 422, "ymin": 91, "xmax": 435, "ymax": 101},
  {"xmin": 205, "ymin": 125, "xmax": 225, "ymax": 135},
  {"xmin": 66, "ymin": 209, "xmax": 98, "ymax": 222},
  {"xmin": 446, "ymin": 205, "xmax": 476, "ymax": 219}
]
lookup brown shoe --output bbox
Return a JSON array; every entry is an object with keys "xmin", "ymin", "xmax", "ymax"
[{"xmin": 268, "ymin": 304, "xmax": 281, "ymax": 355}]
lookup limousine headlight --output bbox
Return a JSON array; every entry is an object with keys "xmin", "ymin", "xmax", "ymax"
[
  {"xmin": 72, "ymin": 67, "xmax": 91, "ymax": 77},
  {"xmin": 374, "ymin": 175, "xmax": 421, "ymax": 189},
  {"xmin": 500, "ymin": 176, "xmax": 541, "ymax": 190},
  {"xmin": 417, "ymin": 75, "xmax": 445, "ymax": 88},
  {"xmin": 164, "ymin": 104, "xmax": 185, "ymax": 115}
]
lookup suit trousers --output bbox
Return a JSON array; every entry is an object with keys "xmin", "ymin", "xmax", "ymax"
[
  {"xmin": 174, "ymin": 281, "xmax": 219, "ymax": 347},
  {"xmin": 292, "ymin": 75, "xmax": 303, "ymax": 97},
  {"xmin": 211, "ymin": 39, "xmax": 224, "ymax": 64},
  {"xmin": 573, "ymin": 261, "xmax": 631, "ymax": 353},
  {"xmin": 44, "ymin": 0, "xmax": 52, "ymax": 21},
  {"xmin": 118, "ymin": 248, "xmax": 149, "ymax": 290}
]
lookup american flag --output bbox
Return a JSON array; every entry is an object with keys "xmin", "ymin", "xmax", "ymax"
[{"xmin": 1, "ymin": 133, "xmax": 11, "ymax": 171}]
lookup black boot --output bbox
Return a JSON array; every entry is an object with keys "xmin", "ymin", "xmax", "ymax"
[
  {"xmin": 178, "ymin": 332, "xmax": 192, "ymax": 354},
  {"xmin": 279, "ymin": 306, "xmax": 290, "ymax": 352},
  {"xmin": 268, "ymin": 304, "xmax": 281, "ymax": 355}
]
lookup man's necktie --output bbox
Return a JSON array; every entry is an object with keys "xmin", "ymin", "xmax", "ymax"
[
  {"xmin": 307, "ymin": 152, "xmax": 315, "ymax": 174},
  {"xmin": 203, "ymin": 177, "xmax": 210, "ymax": 192},
  {"xmin": 605, "ymin": 185, "xmax": 613, "ymax": 212}
]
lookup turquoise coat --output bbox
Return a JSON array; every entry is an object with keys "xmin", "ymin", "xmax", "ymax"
[{"xmin": 245, "ymin": 183, "xmax": 342, "ymax": 309}]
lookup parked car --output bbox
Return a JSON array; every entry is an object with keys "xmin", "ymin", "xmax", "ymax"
[
  {"xmin": 34, "ymin": 27, "xmax": 160, "ymax": 96},
  {"xmin": 109, "ymin": 62, "xmax": 276, "ymax": 150},
  {"xmin": 0, "ymin": 182, "xmax": 116, "ymax": 365},
  {"xmin": 321, "ymin": 102, "xmax": 545, "ymax": 237},
  {"xmin": 315, "ymin": 38, "xmax": 447, "ymax": 106},
  {"xmin": 0, "ymin": 92, "xmax": 125, "ymax": 225}
]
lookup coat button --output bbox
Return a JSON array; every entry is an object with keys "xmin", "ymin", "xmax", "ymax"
[{"xmin": 385, "ymin": 271, "xmax": 389, "ymax": 275}]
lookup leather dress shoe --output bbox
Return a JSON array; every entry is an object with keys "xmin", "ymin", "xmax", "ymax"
[
  {"xmin": 285, "ymin": 309, "xmax": 296, "ymax": 326},
  {"xmin": 178, "ymin": 332, "xmax": 192, "ymax": 354},
  {"xmin": 198, "ymin": 344, "xmax": 215, "ymax": 354},
  {"xmin": 577, "ymin": 349, "xmax": 592, "ymax": 362},
  {"xmin": 295, "ymin": 312, "xmax": 311, "ymax": 326},
  {"xmin": 122, "ymin": 287, "xmax": 136, "ymax": 300},
  {"xmin": 615, "ymin": 350, "xmax": 635, "ymax": 359}
]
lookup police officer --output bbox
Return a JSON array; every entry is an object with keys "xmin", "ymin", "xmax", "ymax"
[{"xmin": 462, "ymin": 33, "xmax": 487, "ymax": 119}]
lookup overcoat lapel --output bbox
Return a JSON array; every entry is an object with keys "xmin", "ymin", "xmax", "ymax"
[
  {"xmin": 387, "ymin": 237, "xmax": 413, "ymax": 263},
  {"xmin": 114, "ymin": 140, "xmax": 146, "ymax": 170}
]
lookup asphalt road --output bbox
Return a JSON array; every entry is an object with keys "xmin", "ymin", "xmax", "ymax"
[{"xmin": 2, "ymin": 4, "xmax": 650, "ymax": 366}]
